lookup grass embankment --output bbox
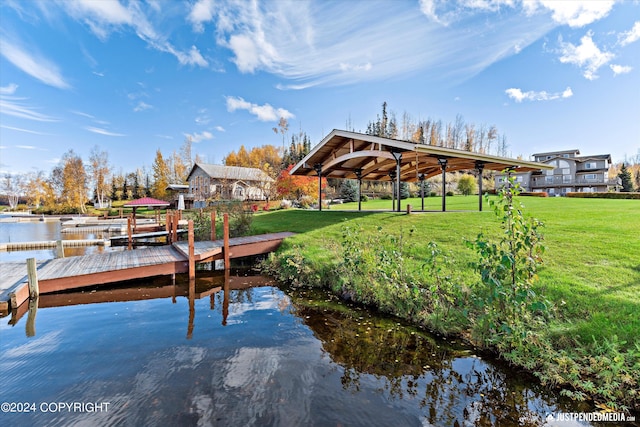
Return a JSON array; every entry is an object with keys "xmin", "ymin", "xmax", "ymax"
[{"xmin": 252, "ymin": 196, "xmax": 640, "ymax": 410}]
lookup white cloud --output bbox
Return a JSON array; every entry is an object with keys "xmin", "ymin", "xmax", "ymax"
[
  {"xmin": 85, "ymin": 126, "xmax": 125, "ymax": 137},
  {"xmin": 558, "ymin": 31, "xmax": 614, "ymax": 80},
  {"xmin": 203, "ymin": 1, "xmax": 554, "ymax": 88},
  {"xmin": 505, "ymin": 86, "xmax": 573, "ymax": 102},
  {"xmin": 610, "ymin": 64, "xmax": 632, "ymax": 76},
  {"xmin": 184, "ymin": 131, "xmax": 213, "ymax": 143},
  {"xmin": 16, "ymin": 145, "xmax": 36, "ymax": 149},
  {"xmin": 225, "ymin": 96, "xmax": 294, "ymax": 122},
  {"xmin": 0, "ymin": 83, "xmax": 18, "ymax": 95},
  {"xmin": 0, "ymin": 96, "xmax": 58, "ymax": 122},
  {"xmin": 619, "ymin": 21, "xmax": 640, "ymax": 46},
  {"xmin": 133, "ymin": 101, "xmax": 153, "ymax": 112},
  {"xmin": 1, "ymin": 124, "xmax": 49, "ymax": 135},
  {"xmin": 525, "ymin": 0, "xmax": 614, "ymax": 28},
  {"xmin": 188, "ymin": 0, "xmax": 215, "ymax": 33},
  {"xmin": 0, "ymin": 38, "xmax": 70, "ymax": 89},
  {"xmin": 215, "ymin": 126, "xmax": 225, "ymax": 132},
  {"xmin": 59, "ymin": 0, "xmax": 209, "ymax": 68}
]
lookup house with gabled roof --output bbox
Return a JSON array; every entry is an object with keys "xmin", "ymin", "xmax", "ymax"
[
  {"xmin": 496, "ymin": 149, "xmax": 616, "ymax": 194},
  {"xmin": 186, "ymin": 163, "xmax": 274, "ymax": 207}
]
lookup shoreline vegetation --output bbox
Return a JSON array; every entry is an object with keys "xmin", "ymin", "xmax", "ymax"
[{"xmin": 256, "ymin": 189, "xmax": 639, "ymax": 412}]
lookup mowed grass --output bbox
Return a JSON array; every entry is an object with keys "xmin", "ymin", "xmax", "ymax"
[{"xmin": 252, "ymin": 196, "xmax": 640, "ymax": 348}]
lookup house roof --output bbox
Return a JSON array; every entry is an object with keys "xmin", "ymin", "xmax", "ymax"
[
  {"xmin": 290, "ymin": 129, "xmax": 553, "ymax": 182},
  {"xmin": 187, "ymin": 163, "xmax": 274, "ymax": 183},
  {"xmin": 533, "ymin": 149, "xmax": 581, "ymax": 157},
  {"xmin": 123, "ymin": 197, "xmax": 170, "ymax": 207}
]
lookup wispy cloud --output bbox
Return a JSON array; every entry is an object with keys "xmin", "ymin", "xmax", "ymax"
[
  {"xmin": 619, "ymin": 21, "xmax": 640, "ymax": 46},
  {"xmin": 215, "ymin": 126, "xmax": 225, "ymax": 132},
  {"xmin": 133, "ymin": 101, "xmax": 153, "ymax": 112},
  {"xmin": 0, "ymin": 95, "xmax": 58, "ymax": 122},
  {"xmin": 59, "ymin": 0, "xmax": 209, "ymax": 68},
  {"xmin": 505, "ymin": 86, "xmax": 573, "ymax": 103},
  {"xmin": 610, "ymin": 64, "xmax": 632, "ymax": 76},
  {"xmin": 523, "ymin": 0, "xmax": 614, "ymax": 28},
  {"xmin": 0, "ymin": 83, "xmax": 19, "ymax": 95},
  {"xmin": 189, "ymin": 0, "xmax": 553, "ymax": 88},
  {"xmin": 0, "ymin": 37, "xmax": 70, "ymax": 89},
  {"xmin": 85, "ymin": 126, "xmax": 125, "ymax": 137},
  {"xmin": 226, "ymin": 96, "xmax": 294, "ymax": 122},
  {"xmin": 184, "ymin": 131, "xmax": 213, "ymax": 143},
  {"xmin": 1, "ymin": 124, "xmax": 49, "ymax": 135},
  {"xmin": 558, "ymin": 31, "xmax": 614, "ymax": 80},
  {"xmin": 16, "ymin": 145, "xmax": 37, "ymax": 149}
]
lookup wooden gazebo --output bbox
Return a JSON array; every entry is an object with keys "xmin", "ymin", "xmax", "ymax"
[
  {"xmin": 123, "ymin": 197, "xmax": 170, "ymax": 228},
  {"xmin": 291, "ymin": 130, "xmax": 553, "ymax": 212}
]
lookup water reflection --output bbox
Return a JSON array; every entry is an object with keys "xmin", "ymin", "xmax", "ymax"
[{"xmin": 1, "ymin": 274, "xmax": 609, "ymax": 426}]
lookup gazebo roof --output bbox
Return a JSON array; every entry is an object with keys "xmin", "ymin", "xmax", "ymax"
[
  {"xmin": 123, "ymin": 197, "xmax": 170, "ymax": 207},
  {"xmin": 291, "ymin": 129, "xmax": 553, "ymax": 181}
]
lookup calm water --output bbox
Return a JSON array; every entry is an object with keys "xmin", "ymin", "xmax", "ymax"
[
  {"xmin": 0, "ymin": 220, "xmax": 621, "ymax": 426},
  {"xmin": 0, "ymin": 270, "xmax": 602, "ymax": 427},
  {"xmin": 0, "ymin": 218, "xmax": 122, "ymax": 262}
]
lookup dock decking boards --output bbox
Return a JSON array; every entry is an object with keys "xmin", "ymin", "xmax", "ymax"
[{"xmin": 0, "ymin": 232, "xmax": 294, "ymax": 312}]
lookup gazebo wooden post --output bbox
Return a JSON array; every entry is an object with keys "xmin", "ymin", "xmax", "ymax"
[
  {"xmin": 314, "ymin": 164, "xmax": 323, "ymax": 211},
  {"xmin": 438, "ymin": 158, "xmax": 448, "ymax": 212},
  {"xmin": 389, "ymin": 171, "xmax": 396, "ymax": 212},
  {"xmin": 172, "ymin": 211, "xmax": 179, "ymax": 242},
  {"xmin": 418, "ymin": 173, "xmax": 425, "ymax": 211},
  {"xmin": 475, "ymin": 161, "xmax": 485, "ymax": 212},
  {"xmin": 391, "ymin": 152, "xmax": 402, "ymax": 212},
  {"xmin": 354, "ymin": 169, "xmax": 363, "ymax": 211},
  {"xmin": 223, "ymin": 213, "xmax": 230, "ymax": 270}
]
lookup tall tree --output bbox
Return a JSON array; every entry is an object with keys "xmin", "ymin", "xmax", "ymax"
[
  {"xmin": 618, "ymin": 163, "xmax": 634, "ymax": 192},
  {"xmin": 273, "ymin": 117, "xmax": 289, "ymax": 155},
  {"xmin": 151, "ymin": 149, "xmax": 171, "ymax": 199},
  {"xmin": 88, "ymin": 146, "xmax": 111, "ymax": 207},
  {"xmin": 2, "ymin": 173, "xmax": 23, "ymax": 209},
  {"xmin": 59, "ymin": 150, "xmax": 88, "ymax": 213}
]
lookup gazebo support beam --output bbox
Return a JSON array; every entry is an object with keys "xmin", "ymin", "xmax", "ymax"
[
  {"xmin": 314, "ymin": 163, "xmax": 323, "ymax": 211},
  {"xmin": 476, "ymin": 161, "xmax": 485, "ymax": 212},
  {"xmin": 438, "ymin": 158, "xmax": 448, "ymax": 212},
  {"xmin": 391, "ymin": 152, "xmax": 402, "ymax": 212}
]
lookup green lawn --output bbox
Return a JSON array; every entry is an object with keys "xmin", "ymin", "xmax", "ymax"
[{"xmin": 252, "ymin": 196, "xmax": 640, "ymax": 348}]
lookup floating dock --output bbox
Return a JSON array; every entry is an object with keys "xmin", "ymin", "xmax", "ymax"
[{"xmin": 0, "ymin": 232, "xmax": 294, "ymax": 314}]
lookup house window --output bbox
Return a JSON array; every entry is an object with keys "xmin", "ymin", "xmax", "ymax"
[
  {"xmin": 562, "ymin": 154, "xmax": 570, "ymax": 158},
  {"xmin": 585, "ymin": 162, "xmax": 597, "ymax": 169},
  {"xmin": 563, "ymin": 175, "xmax": 572, "ymax": 183},
  {"xmin": 584, "ymin": 174, "xmax": 597, "ymax": 181},
  {"xmin": 545, "ymin": 176, "xmax": 554, "ymax": 183}
]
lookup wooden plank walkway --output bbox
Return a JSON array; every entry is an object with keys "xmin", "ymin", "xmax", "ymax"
[{"xmin": 0, "ymin": 232, "xmax": 293, "ymax": 313}]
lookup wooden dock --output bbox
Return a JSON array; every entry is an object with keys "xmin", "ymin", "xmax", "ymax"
[{"xmin": 0, "ymin": 231, "xmax": 294, "ymax": 314}]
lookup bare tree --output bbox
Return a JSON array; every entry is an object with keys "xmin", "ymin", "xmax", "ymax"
[
  {"xmin": 89, "ymin": 146, "xmax": 111, "ymax": 208},
  {"xmin": 2, "ymin": 173, "xmax": 23, "ymax": 209}
]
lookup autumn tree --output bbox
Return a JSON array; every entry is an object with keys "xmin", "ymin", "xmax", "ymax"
[
  {"xmin": 276, "ymin": 164, "xmax": 326, "ymax": 201},
  {"xmin": 88, "ymin": 146, "xmax": 111, "ymax": 207},
  {"xmin": 457, "ymin": 174, "xmax": 477, "ymax": 196},
  {"xmin": 151, "ymin": 149, "xmax": 170, "ymax": 200},
  {"xmin": 56, "ymin": 149, "xmax": 88, "ymax": 213}
]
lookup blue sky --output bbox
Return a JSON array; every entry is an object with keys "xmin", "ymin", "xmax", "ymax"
[{"xmin": 1, "ymin": 0, "xmax": 638, "ymax": 177}]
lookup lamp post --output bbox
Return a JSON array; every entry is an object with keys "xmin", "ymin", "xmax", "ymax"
[
  {"xmin": 388, "ymin": 171, "xmax": 396, "ymax": 211},
  {"xmin": 437, "ymin": 158, "xmax": 448, "ymax": 212}
]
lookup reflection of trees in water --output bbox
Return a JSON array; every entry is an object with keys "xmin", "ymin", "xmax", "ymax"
[{"xmin": 287, "ymin": 288, "xmax": 581, "ymax": 427}]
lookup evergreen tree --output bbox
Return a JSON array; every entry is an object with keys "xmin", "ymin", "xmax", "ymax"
[
  {"xmin": 618, "ymin": 163, "xmax": 634, "ymax": 192},
  {"xmin": 399, "ymin": 182, "xmax": 410, "ymax": 199},
  {"xmin": 122, "ymin": 177, "xmax": 128, "ymax": 200},
  {"xmin": 145, "ymin": 175, "xmax": 152, "ymax": 197},
  {"xmin": 132, "ymin": 173, "xmax": 140, "ymax": 199},
  {"xmin": 111, "ymin": 177, "xmax": 118, "ymax": 201},
  {"xmin": 339, "ymin": 179, "xmax": 359, "ymax": 202}
]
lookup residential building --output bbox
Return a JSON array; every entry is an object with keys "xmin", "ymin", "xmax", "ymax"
[
  {"xmin": 186, "ymin": 163, "xmax": 274, "ymax": 207},
  {"xmin": 495, "ymin": 149, "xmax": 615, "ymax": 195}
]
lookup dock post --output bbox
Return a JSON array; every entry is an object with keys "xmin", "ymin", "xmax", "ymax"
[
  {"xmin": 56, "ymin": 240, "xmax": 65, "ymax": 258},
  {"xmin": 26, "ymin": 258, "xmax": 39, "ymax": 298},
  {"xmin": 172, "ymin": 211, "xmax": 179, "ymax": 242},
  {"xmin": 26, "ymin": 297, "xmax": 38, "ymax": 337},
  {"xmin": 127, "ymin": 216, "xmax": 133, "ymax": 250},
  {"xmin": 211, "ymin": 210, "xmax": 216, "ymax": 241},
  {"xmin": 406, "ymin": 204, "xmax": 412, "ymax": 215},
  {"xmin": 223, "ymin": 213, "xmax": 230, "ymax": 270},
  {"xmin": 188, "ymin": 220, "xmax": 195, "ymax": 281},
  {"xmin": 165, "ymin": 210, "xmax": 172, "ymax": 243}
]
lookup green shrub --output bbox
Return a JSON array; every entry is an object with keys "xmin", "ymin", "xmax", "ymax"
[
  {"xmin": 566, "ymin": 192, "xmax": 640, "ymax": 199},
  {"xmin": 446, "ymin": 191, "xmax": 454, "ymax": 197}
]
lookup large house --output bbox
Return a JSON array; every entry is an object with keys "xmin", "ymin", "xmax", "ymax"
[
  {"xmin": 496, "ymin": 149, "xmax": 615, "ymax": 195},
  {"xmin": 186, "ymin": 163, "xmax": 274, "ymax": 207}
]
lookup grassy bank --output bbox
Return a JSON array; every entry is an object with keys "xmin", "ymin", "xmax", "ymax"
[{"xmin": 252, "ymin": 197, "xmax": 640, "ymax": 410}]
